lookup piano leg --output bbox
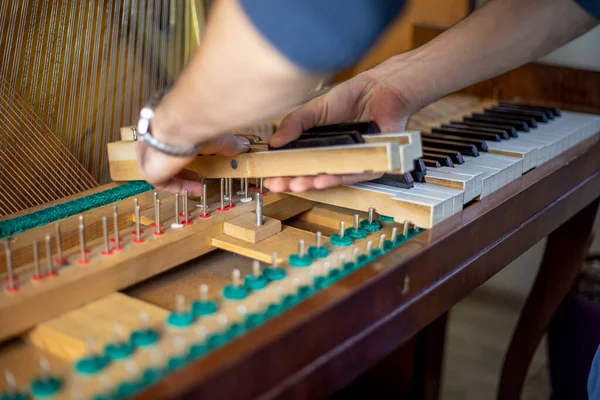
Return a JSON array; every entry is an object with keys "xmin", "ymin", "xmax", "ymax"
[{"xmin": 497, "ymin": 198, "xmax": 599, "ymax": 400}]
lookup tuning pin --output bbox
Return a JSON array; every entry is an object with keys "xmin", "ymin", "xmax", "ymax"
[
  {"xmin": 77, "ymin": 222, "xmax": 89, "ymax": 265},
  {"xmin": 199, "ymin": 284, "xmax": 209, "ymax": 302},
  {"xmin": 391, "ymin": 227, "xmax": 398, "ymax": 244},
  {"xmin": 154, "ymin": 199, "xmax": 164, "ymax": 236},
  {"xmin": 218, "ymin": 178, "xmax": 227, "ymax": 212},
  {"xmin": 111, "ymin": 205, "xmax": 123, "ymax": 250},
  {"xmin": 171, "ymin": 194, "xmax": 184, "ymax": 229},
  {"xmin": 316, "ymin": 232, "xmax": 322, "ymax": 249},
  {"xmin": 339, "ymin": 221, "xmax": 345, "ymax": 238},
  {"xmin": 54, "ymin": 222, "xmax": 67, "ymax": 265},
  {"xmin": 199, "ymin": 183, "xmax": 211, "ymax": 219},
  {"xmin": 255, "ymin": 193, "xmax": 263, "ymax": 226},
  {"xmin": 379, "ymin": 234, "xmax": 386, "ymax": 250},
  {"xmin": 45, "ymin": 234, "xmax": 57, "ymax": 278},
  {"xmin": 366, "ymin": 240, "xmax": 373, "ymax": 257},
  {"xmin": 30, "ymin": 240, "xmax": 43, "ymax": 282},
  {"xmin": 368, "ymin": 207, "xmax": 375, "ymax": 224},
  {"xmin": 101, "ymin": 216, "xmax": 112, "ymax": 256},
  {"xmin": 176, "ymin": 294, "xmax": 186, "ymax": 314},
  {"xmin": 354, "ymin": 214, "xmax": 360, "ymax": 232},
  {"xmin": 403, "ymin": 220, "xmax": 409, "ymax": 236}
]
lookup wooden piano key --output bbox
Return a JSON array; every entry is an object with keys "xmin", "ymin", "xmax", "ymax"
[
  {"xmin": 499, "ymin": 101, "xmax": 561, "ymax": 117},
  {"xmin": 423, "ymin": 147, "xmax": 464, "ymax": 164},
  {"xmin": 450, "ymin": 120, "xmax": 517, "ymax": 137},
  {"xmin": 485, "ymin": 141, "xmax": 538, "ymax": 172},
  {"xmin": 483, "ymin": 110, "xmax": 538, "ymax": 128},
  {"xmin": 421, "ymin": 137, "xmax": 479, "ymax": 157},
  {"xmin": 423, "ymin": 152, "xmax": 454, "ymax": 167},
  {"xmin": 424, "ymin": 169, "xmax": 480, "ymax": 203},
  {"xmin": 433, "ymin": 126, "xmax": 501, "ymax": 142},
  {"xmin": 489, "ymin": 106, "xmax": 549, "ymax": 122},
  {"xmin": 422, "ymin": 132, "xmax": 489, "ymax": 151},
  {"xmin": 422, "ymin": 158, "xmax": 442, "ymax": 168},
  {"xmin": 413, "ymin": 182, "xmax": 464, "ymax": 214},
  {"xmin": 465, "ymin": 115, "xmax": 529, "ymax": 132},
  {"xmin": 430, "ymin": 166, "xmax": 493, "ymax": 199}
]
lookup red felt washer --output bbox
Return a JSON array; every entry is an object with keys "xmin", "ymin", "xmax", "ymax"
[
  {"xmin": 109, "ymin": 238, "xmax": 123, "ymax": 244},
  {"xmin": 250, "ymin": 186, "xmax": 259, "ymax": 191},
  {"xmin": 46, "ymin": 271, "xmax": 59, "ymax": 278},
  {"xmin": 113, "ymin": 246, "xmax": 124, "ymax": 251},
  {"xmin": 5, "ymin": 284, "xmax": 18, "ymax": 293},
  {"xmin": 78, "ymin": 259, "xmax": 90, "ymax": 266},
  {"xmin": 183, "ymin": 221, "xmax": 193, "ymax": 226},
  {"xmin": 262, "ymin": 193, "xmax": 267, "ymax": 197},
  {"xmin": 151, "ymin": 223, "xmax": 162, "ymax": 229},
  {"xmin": 131, "ymin": 230, "xmax": 145, "ymax": 236},
  {"xmin": 226, "ymin": 204, "xmax": 236, "ymax": 210},
  {"xmin": 153, "ymin": 231, "xmax": 165, "ymax": 236},
  {"xmin": 79, "ymin": 249, "xmax": 92, "ymax": 255},
  {"xmin": 4, "ymin": 276, "xmax": 19, "ymax": 284},
  {"xmin": 31, "ymin": 274, "xmax": 44, "ymax": 282},
  {"xmin": 55, "ymin": 258, "xmax": 68, "ymax": 266},
  {"xmin": 216, "ymin": 207, "xmax": 228, "ymax": 213},
  {"xmin": 198, "ymin": 214, "xmax": 212, "ymax": 219},
  {"xmin": 101, "ymin": 250, "xmax": 113, "ymax": 256},
  {"xmin": 133, "ymin": 238, "xmax": 145, "ymax": 244}
]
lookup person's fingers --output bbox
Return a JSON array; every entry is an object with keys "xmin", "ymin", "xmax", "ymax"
[
  {"xmin": 287, "ymin": 176, "xmax": 316, "ymax": 192},
  {"xmin": 263, "ymin": 177, "xmax": 293, "ymax": 193},
  {"xmin": 198, "ymin": 135, "xmax": 250, "ymax": 156},
  {"xmin": 136, "ymin": 141, "xmax": 194, "ymax": 192},
  {"xmin": 264, "ymin": 172, "xmax": 384, "ymax": 193}
]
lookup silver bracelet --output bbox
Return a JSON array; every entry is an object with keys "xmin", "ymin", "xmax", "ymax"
[{"xmin": 136, "ymin": 90, "xmax": 201, "ymax": 157}]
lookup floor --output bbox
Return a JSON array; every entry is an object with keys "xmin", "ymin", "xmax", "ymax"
[{"xmin": 441, "ymin": 287, "xmax": 551, "ymax": 400}]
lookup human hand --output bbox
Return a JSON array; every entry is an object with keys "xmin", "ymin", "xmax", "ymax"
[
  {"xmin": 136, "ymin": 129, "xmax": 250, "ymax": 197},
  {"xmin": 265, "ymin": 58, "xmax": 425, "ymax": 193}
]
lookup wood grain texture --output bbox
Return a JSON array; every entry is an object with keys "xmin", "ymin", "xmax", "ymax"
[{"xmin": 223, "ymin": 213, "xmax": 282, "ymax": 243}]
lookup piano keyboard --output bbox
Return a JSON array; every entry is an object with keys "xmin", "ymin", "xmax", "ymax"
[{"xmin": 293, "ymin": 100, "xmax": 600, "ymax": 228}]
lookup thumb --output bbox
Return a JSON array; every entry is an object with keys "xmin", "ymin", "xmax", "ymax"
[{"xmin": 269, "ymin": 85, "xmax": 357, "ymax": 148}]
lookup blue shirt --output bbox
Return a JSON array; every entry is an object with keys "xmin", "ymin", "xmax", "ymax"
[
  {"xmin": 591, "ymin": 345, "xmax": 600, "ymax": 399},
  {"xmin": 576, "ymin": 0, "xmax": 600, "ymax": 19}
]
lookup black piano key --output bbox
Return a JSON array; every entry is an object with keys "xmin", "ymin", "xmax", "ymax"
[
  {"xmin": 268, "ymin": 130, "xmax": 364, "ymax": 150},
  {"xmin": 450, "ymin": 120, "xmax": 517, "ymax": 138},
  {"xmin": 423, "ymin": 147, "xmax": 465, "ymax": 164},
  {"xmin": 423, "ymin": 152, "xmax": 454, "ymax": 167},
  {"xmin": 432, "ymin": 127, "xmax": 501, "ymax": 142},
  {"xmin": 444, "ymin": 123, "xmax": 509, "ymax": 140},
  {"xmin": 304, "ymin": 121, "xmax": 380, "ymax": 134},
  {"xmin": 411, "ymin": 159, "xmax": 427, "ymax": 183},
  {"xmin": 421, "ymin": 138, "xmax": 479, "ymax": 157},
  {"xmin": 483, "ymin": 110, "xmax": 538, "ymax": 128},
  {"xmin": 491, "ymin": 105, "xmax": 550, "ymax": 122},
  {"xmin": 465, "ymin": 115, "xmax": 529, "ymax": 132},
  {"xmin": 371, "ymin": 172, "xmax": 414, "ymax": 189},
  {"xmin": 422, "ymin": 133, "xmax": 488, "ymax": 152},
  {"xmin": 499, "ymin": 102, "xmax": 561, "ymax": 117},
  {"xmin": 422, "ymin": 158, "xmax": 441, "ymax": 168}
]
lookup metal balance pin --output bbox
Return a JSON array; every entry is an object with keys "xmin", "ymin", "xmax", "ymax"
[
  {"xmin": 219, "ymin": 178, "xmax": 226, "ymax": 211},
  {"xmin": 298, "ymin": 240, "xmax": 306, "ymax": 258},
  {"xmin": 154, "ymin": 199, "xmax": 164, "ymax": 235},
  {"xmin": 45, "ymin": 234, "xmax": 56, "ymax": 277},
  {"xmin": 55, "ymin": 222, "xmax": 66, "ymax": 265},
  {"xmin": 199, "ymin": 183, "xmax": 210, "ymax": 218},
  {"xmin": 272, "ymin": 252, "xmax": 278, "ymax": 270},
  {"xmin": 32, "ymin": 240, "xmax": 42, "ymax": 281},
  {"xmin": 354, "ymin": 214, "xmax": 360, "ymax": 232},
  {"xmin": 366, "ymin": 240, "xmax": 373, "ymax": 257},
  {"xmin": 200, "ymin": 284, "xmax": 209, "ymax": 302},
  {"xmin": 252, "ymin": 260, "xmax": 261, "ymax": 277},
  {"xmin": 259, "ymin": 178, "xmax": 263, "ymax": 195},
  {"xmin": 256, "ymin": 193, "xmax": 263, "ymax": 226},
  {"xmin": 101, "ymin": 216, "xmax": 112, "ymax": 255},
  {"xmin": 4, "ymin": 240, "xmax": 16, "ymax": 292},
  {"xmin": 379, "ymin": 234, "xmax": 386, "ymax": 250},
  {"xmin": 238, "ymin": 178, "xmax": 245, "ymax": 195},
  {"xmin": 228, "ymin": 178, "xmax": 233, "ymax": 208},
  {"xmin": 133, "ymin": 205, "xmax": 144, "ymax": 242},
  {"xmin": 154, "ymin": 194, "xmax": 160, "ymax": 227},
  {"xmin": 316, "ymin": 232, "xmax": 322, "ymax": 249},
  {"xmin": 368, "ymin": 207, "xmax": 375, "ymax": 224},
  {"xmin": 183, "ymin": 189, "xmax": 190, "ymax": 224},
  {"xmin": 403, "ymin": 220, "xmax": 409, "ymax": 236},
  {"xmin": 78, "ymin": 221, "xmax": 89, "ymax": 265},
  {"xmin": 112, "ymin": 206, "xmax": 122, "ymax": 249},
  {"xmin": 339, "ymin": 221, "xmax": 345, "ymax": 238},
  {"xmin": 353, "ymin": 247, "xmax": 361, "ymax": 262},
  {"xmin": 232, "ymin": 269, "xmax": 242, "ymax": 287},
  {"xmin": 391, "ymin": 227, "xmax": 398, "ymax": 244},
  {"xmin": 171, "ymin": 194, "xmax": 183, "ymax": 229},
  {"xmin": 240, "ymin": 178, "xmax": 252, "ymax": 203}
]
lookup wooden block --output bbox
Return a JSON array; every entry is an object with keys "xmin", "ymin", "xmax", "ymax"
[
  {"xmin": 223, "ymin": 213, "xmax": 282, "ymax": 243},
  {"xmin": 107, "ymin": 138, "xmax": 419, "ymax": 180},
  {"xmin": 120, "ymin": 126, "xmax": 135, "ymax": 141},
  {"xmin": 212, "ymin": 226, "xmax": 323, "ymax": 264},
  {"xmin": 25, "ymin": 293, "xmax": 168, "ymax": 361}
]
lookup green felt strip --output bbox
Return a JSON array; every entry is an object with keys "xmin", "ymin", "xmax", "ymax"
[{"xmin": 0, "ymin": 181, "xmax": 153, "ymax": 239}]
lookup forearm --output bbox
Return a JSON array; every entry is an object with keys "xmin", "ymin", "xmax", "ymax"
[
  {"xmin": 381, "ymin": 0, "xmax": 598, "ymax": 111},
  {"xmin": 152, "ymin": 0, "xmax": 323, "ymax": 145}
]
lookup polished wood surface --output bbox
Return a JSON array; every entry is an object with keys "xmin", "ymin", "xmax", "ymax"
[{"xmin": 132, "ymin": 131, "xmax": 600, "ymax": 399}]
